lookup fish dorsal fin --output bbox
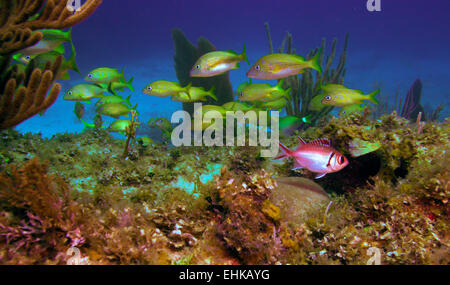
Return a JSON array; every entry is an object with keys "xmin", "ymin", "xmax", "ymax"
[
  {"xmin": 295, "ymin": 136, "xmax": 307, "ymax": 151},
  {"xmin": 308, "ymin": 138, "xmax": 331, "ymax": 147},
  {"xmin": 297, "ymin": 136, "xmax": 307, "ymax": 145}
]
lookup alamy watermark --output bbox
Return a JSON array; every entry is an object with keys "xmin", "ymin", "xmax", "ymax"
[
  {"xmin": 170, "ymin": 103, "xmax": 279, "ymax": 158},
  {"xmin": 366, "ymin": 0, "xmax": 381, "ymax": 12},
  {"xmin": 366, "ymin": 247, "xmax": 382, "ymax": 265},
  {"xmin": 66, "ymin": 0, "xmax": 81, "ymax": 12}
]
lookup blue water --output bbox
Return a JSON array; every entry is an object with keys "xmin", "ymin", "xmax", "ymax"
[{"xmin": 16, "ymin": 0, "xmax": 450, "ymax": 137}]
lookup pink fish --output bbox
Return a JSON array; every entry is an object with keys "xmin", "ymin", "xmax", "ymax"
[{"xmin": 274, "ymin": 136, "xmax": 349, "ymax": 179}]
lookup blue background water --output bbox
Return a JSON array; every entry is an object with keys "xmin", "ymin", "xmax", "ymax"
[{"xmin": 16, "ymin": 0, "xmax": 450, "ymax": 137}]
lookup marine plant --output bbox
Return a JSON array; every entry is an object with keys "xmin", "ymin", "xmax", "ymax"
[
  {"xmin": 0, "ymin": 0, "xmax": 102, "ymax": 130},
  {"xmin": 122, "ymin": 110, "xmax": 140, "ymax": 159},
  {"xmin": 172, "ymin": 28, "xmax": 234, "ymax": 115},
  {"xmin": 372, "ymin": 78, "xmax": 445, "ymax": 121},
  {"xmin": 264, "ymin": 22, "xmax": 349, "ymax": 126}
]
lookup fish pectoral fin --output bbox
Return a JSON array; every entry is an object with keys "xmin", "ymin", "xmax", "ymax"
[{"xmin": 315, "ymin": 173, "xmax": 327, "ymax": 179}]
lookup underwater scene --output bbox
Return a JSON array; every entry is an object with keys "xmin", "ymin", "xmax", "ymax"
[{"xmin": 0, "ymin": 0, "xmax": 449, "ymax": 266}]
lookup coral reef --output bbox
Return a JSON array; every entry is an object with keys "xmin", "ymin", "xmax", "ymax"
[
  {"xmin": 0, "ymin": 111, "xmax": 448, "ymax": 264},
  {"xmin": 172, "ymin": 28, "xmax": 234, "ymax": 115},
  {"xmin": 264, "ymin": 22, "xmax": 348, "ymax": 125},
  {"xmin": 0, "ymin": 0, "xmax": 102, "ymax": 130}
]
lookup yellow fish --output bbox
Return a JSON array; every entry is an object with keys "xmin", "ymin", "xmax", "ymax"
[
  {"xmin": 222, "ymin": 102, "xmax": 255, "ymax": 112},
  {"xmin": 258, "ymin": 97, "xmax": 288, "ymax": 111},
  {"xmin": 320, "ymin": 84, "xmax": 380, "ymax": 107},
  {"xmin": 97, "ymin": 103, "xmax": 137, "ymax": 119},
  {"xmin": 238, "ymin": 79, "xmax": 291, "ymax": 102},
  {"xmin": 143, "ymin": 80, "xmax": 191, "ymax": 97},
  {"xmin": 108, "ymin": 119, "xmax": 132, "ymax": 133},
  {"xmin": 63, "ymin": 84, "xmax": 106, "ymax": 102},
  {"xmin": 172, "ymin": 86, "xmax": 217, "ymax": 102},
  {"xmin": 190, "ymin": 45, "xmax": 248, "ymax": 77},
  {"xmin": 247, "ymin": 48, "xmax": 322, "ymax": 80}
]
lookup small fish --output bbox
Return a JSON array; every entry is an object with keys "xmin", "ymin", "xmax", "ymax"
[
  {"xmin": 247, "ymin": 48, "xmax": 322, "ymax": 80},
  {"xmin": 148, "ymin": 117, "xmax": 173, "ymax": 138},
  {"xmin": 137, "ymin": 136, "xmax": 154, "ymax": 147},
  {"xmin": 15, "ymin": 28, "xmax": 72, "ymax": 57},
  {"xmin": 108, "ymin": 119, "xmax": 132, "ymax": 133},
  {"xmin": 274, "ymin": 136, "xmax": 349, "ymax": 179},
  {"xmin": 172, "ymin": 86, "xmax": 217, "ymax": 102},
  {"xmin": 63, "ymin": 84, "xmax": 107, "ymax": 102},
  {"xmin": 348, "ymin": 138, "xmax": 381, "ymax": 157},
  {"xmin": 222, "ymin": 102, "xmax": 255, "ymax": 112},
  {"xmin": 258, "ymin": 97, "xmax": 288, "ymax": 111},
  {"xmin": 309, "ymin": 93, "xmax": 331, "ymax": 111},
  {"xmin": 28, "ymin": 48, "xmax": 80, "ymax": 80},
  {"xmin": 148, "ymin": 117, "xmax": 172, "ymax": 131},
  {"xmin": 98, "ymin": 77, "xmax": 134, "ymax": 93},
  {"xmin": 339, "ymin": 103, "xmax": 368, "ymax": 116},
  {"xmin": 238, "ymin": 79, "xmax": 291, "ymax": 102},
  {"xmin": 96, "ymin": 95, "xmax": 132, "ymax": 106},
  {"xmin": 73, "ymin": 102, "xmax": 85, "ymax": 120},
  {"xmin": 193, "ymin": 104, "xmax": 227, "ymax": 118},
  {"xmin": 143, "ymin": 81, "xmax": 191, "ymax": 97},
  {"xmin": 80, "ymin": 119, "xmax": 96, "ymax": 131},
  {"xmin": 85, "ymin": 67, "xmax": 126, "ymax": 84},
  {"xmin": 96, "ymin": 103, "xmax": 137, "ymax": 119},
  {"xmin": 278, "ymin": 115, "xmax": 311, "ymax": 136},
  {"xmin": 190, "ymin": 44, "xmax": 249, "ymax": 77},
  {"xmin": 320, "ymin": 84, "xmax": 380, "ymax": 107}
]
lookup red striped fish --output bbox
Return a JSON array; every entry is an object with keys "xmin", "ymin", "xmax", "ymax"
[{"xmin": 274, "ymin": 136, "xmax": 349, "ymax": 179}]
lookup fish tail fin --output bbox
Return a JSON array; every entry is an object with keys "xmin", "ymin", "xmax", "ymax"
[
  {"xmin": 132, "ymin": 103, "xmax": 140, "ymax": 115},
  {"xmin": 184, "ymin": 82, "xmax": 193, "ymax": 100},
  {"xmin": 66, "ymin": 28, "xmax": 73, "ymax": 44},
  {"xmin": 275, "ymin": 79, "xmax": 285, "ymax": 89},
  {"xmin": 302, "ymin": 114, "xmax": 312, "ymax": 124},
  {"xmin": 367, "ymin": 89, "xmax": 380, "ymax": 105},
  {"xmin": 81, "ymin": 119, "xmax": 94, "ymax": 130},
  {"xmin": 125, "ymin": 94, "xmax": 132, "ymax": 106},
  {"xmin": 184, "ymin": 82, "xmax": 192, "ymax": 91},
  {"xmin": 54, "ymin": 43, "xmax": 65, "ymax": 54},
  {"xmin": 126, "ymin": 77, "xmax": 135, "ymax": 91},
  {"xmin": 309, "ymin": 47, "xmax": 323, "ymax": 74},
  {"xmin": 240, "ymin": 43, "xmax": 249, "ymax": 65},
  {"xmin": 273, "ymin": 142, "xmax": 292, "ymax": 160},
  {"xmin": 107, "ymin": 82, "xmax": 117, "ymax": 95},
  {"xmin": 284, "ymin": 87, "xmax": 292, "ymax": 101},
  {"xmin": 66, "ymin": 45, "xmax": 81, "ymax": 74},
  {"xmin": 208, "ymin": 85, "xmax": 218, "ymax": 101}
]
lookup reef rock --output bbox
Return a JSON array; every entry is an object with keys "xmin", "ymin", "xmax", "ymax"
[{"xmin": 270, "ymin": 177, "xmax": 330, "ymax": 224}]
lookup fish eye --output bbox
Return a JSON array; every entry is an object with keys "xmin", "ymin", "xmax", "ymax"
[
  {"xmin": 239, "ymin": 92, "xmax": 243, "ymax": 97},
  {"xmin": 146, "ymin": 86, "xmax": 152, "ymax": 90},
  {"xmin": 255, "ymin": 65, "xmax": 261, "ymax": 70},
  {"xmin": 68, "ymin": 91, "xmax": 72, "ymax": 95},
  {"xmin": 325, "ymin": 96, "xmax": 331, "ymax": 100},
  {"xmin": 25, "ymin": 56, "xmax": 30, "ymax": 60},
  {"xmin": 196, "ymin": 65, "xmax": 200, "ymax": 69},
  {"xmin": 87, "ymin": 74, "xmax": 92, "ymax": 78},
  {"xmin": 339, "ymin": 156, "xmax": 345, "ymax": 164}
]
